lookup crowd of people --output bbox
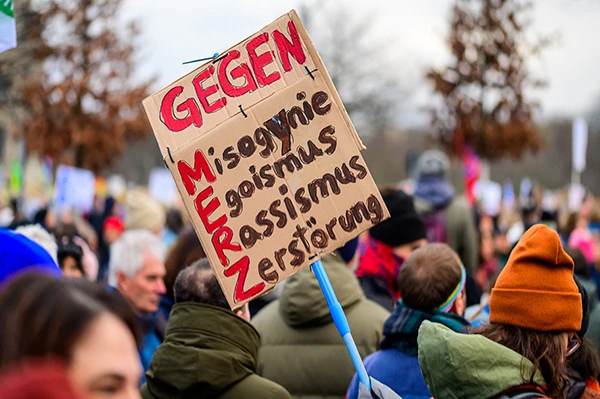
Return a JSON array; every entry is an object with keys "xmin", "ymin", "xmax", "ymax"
[{"xmin": 0, "ymin": 149, "xmax": 599, "ymax": 399}]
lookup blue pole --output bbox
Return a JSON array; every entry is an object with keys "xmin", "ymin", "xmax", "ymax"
[{"xmin": 312, "ymin": 259, "xmax": 371, "ymax": 390}]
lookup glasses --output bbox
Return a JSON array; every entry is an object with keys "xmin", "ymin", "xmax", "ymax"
[{"xmin": 566, "ymin": 335, "xmax": 582, "ymax": 357}]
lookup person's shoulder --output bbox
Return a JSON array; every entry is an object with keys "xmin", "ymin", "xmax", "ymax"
[
  {"xmin": 223, "ymin": 373, "xmax": 291, "ymax": 399},
  {"xmin": 251, "ymin": 300, "xmax": 280, "ymax": 328},
  {"xmin": 447, "ymin": 195, "xmax": 471, "ymax": 213},
  {"xmin": 346, "ymin": 298, "xmax": 390, "ymax": 334},
  {"xmin": 354, "ymin": 297, "xmax": 390, "ymax": 320}
]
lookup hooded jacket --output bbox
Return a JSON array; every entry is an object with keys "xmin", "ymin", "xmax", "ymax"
[
  {"xmin": 140, "ymin": 303, "xmax": 290, "ymax": 399},
  {"xmin": 252, "ymin": 255, "xmax": 389, "ymax": 399},
  {"xmin": 414, "ymin": 185, "xmax": 478, "ymax": 273},
  {"xmin": 346, "ymin": 303, "xmax": 469, "ymax": 399},
  {"xmin": 417, "ymin": 321, "xmax": 547, "ymax": 399}
]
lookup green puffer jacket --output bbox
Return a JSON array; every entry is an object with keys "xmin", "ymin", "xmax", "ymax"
[
  {"xmin": 252, "ymin": 255, "xmax": 389, "ymax": 399},
  {"xmin": 140, "ymin": 303, "xmax": 291, "ymax": 399},
  {"xmin": 417, "ymin": 321, "xmax": 546, "ymax": 399}
]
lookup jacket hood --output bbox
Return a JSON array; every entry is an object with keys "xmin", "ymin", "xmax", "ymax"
[
  {"xmin": 414, "ymin": 176, "xmax": 455, "ymax": 212},
  {"xmin": 278, "ymin": 254, "xmax": 363, "ymax": 327},
  {"xmin": 417, "ymin": 321, "xmax": 545, "ymax": 399},
  {"xmin": 141, "ymin": 303, "xmax": 260, "ymax": 399}
]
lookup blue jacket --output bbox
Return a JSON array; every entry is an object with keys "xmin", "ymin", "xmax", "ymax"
[
  {"xmin": 346, "ymin": 348, "xmax": 430, "ymax": 399},
  {"xmin": 138, "ymin": 311, "xmax": 166, "ymax": 384},
  {"xmin": 106, "ymin": 287, "xmax": 165, "ymax": 384}
]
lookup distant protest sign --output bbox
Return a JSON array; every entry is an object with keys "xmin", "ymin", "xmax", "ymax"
[
  {"xmin": 148, "ymin": 168, "xmax": 178, "ymax": 206},
  {"xmin": 54, "ymin": 165, "xmax": 96, "ymax": 214},
  {"xmin": 143, "ymin": 10, "xmax": 389, "ymax": 308}
]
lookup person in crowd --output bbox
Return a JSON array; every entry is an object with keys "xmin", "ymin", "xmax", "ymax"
[
  {"xmin": 355, "ymin": 188, "xmax": 427, "ymax": 311},
  {"xmin": 569, "ymin": 193, "xmax": 597, "ymax": 266},
  {"xmin": 73, "ymin": 234, "xmax": 100, "ymax": 281},
  {"xmin": 57, "ymin": 237, "xmax": 86, "ymax": 279},
  {"xmin": 412, "ymin": 149, "xmax": 478, "ymax": 273},
  {"xmin": 7, "ymin": 198, "xmax": 31, "ymax": 229},
  {"xmin": 32, "ymin": 207, "xmax": 53, "ymax": 231},
  {"xmin": 93, "ymin": 197, "xmax": 118, "ymax": 281},
  {"xmin": 52, "ymin": 221, "xmax": 100, "ymax": 280},
  {"xmin": 567, "ymin": 338, "xmax": 600, "ymax": 399},
  {"xmin": 568, "ymin": 247, "xmax": 600, "ymax": 353},
  {"xmin": 412, "ymin": 150, "xmax": 481, "ymax": 306},
  {"xmin": 104, "ymin": 216, "xmax": 125, "ymax": 246},
  {"xmin": 0, "ymin": 273, "xmax": 142, "ymax": 399},
  {"xmin": 0, "ymin": 228, "xmax": 60, "ymax": 286},
  {"xmin": 566, "ymin": 277, "xmax": 600, "ymax": 399},
  {"xmin": 475, "ymin": 212, "xmax": 499, "ymax": 293},
  {"xmin": 160, "ymin": 225, "xmax": 206, "ymax": 319},
  {"xmin": 347, "ymin": 243, "xmax": 469, "ymax": 399},
  {"xmin": 507, "ymin": 188, "xmax": 543, "ymax": 248},
  {"xmin": 141, "ymin": 259, "xmax": 291, "ymax": 399},
  {"xmin": 569, "ymin": 248, "xmax": 598, "ymax": 307},
  {"xmin": 252, "ymin": 254, "xmax": 388, "ymax": 399},
  {"xmin": 493, "ymin": 225, "xmax": 511, "ymax": 271},
  {"xmin": 165, "ymin": 209, "xmax": 184, "ymax": 236},
  {"xmin": 15, "ymin": 223, "xmax": 58, "ymax": 265},
  {"xmin": 163, "ymin": 209, "xmax": 184, "ymax": 250},
  {"xmin": 74, "ymin": 214, "xmax": 100, "ymax": 254},
  {"xmin": 418, "ymin": 224, "xmax": 583, "ymax": 399},
  {"xmin": 125, "ymin": 188, "xmax": 166, "ymax": 238},
  {"xmin": 108, "ymin": 230, "xmax": 167, "ymax": 378},
  {"xmin": 97, "ymin": 215, "xmax": 125, "ymax": 282}
]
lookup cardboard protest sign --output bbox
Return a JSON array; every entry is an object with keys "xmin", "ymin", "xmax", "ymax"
[{"xmin": 143, "ymin": 10, "xmax": 389, "ymax": 309}]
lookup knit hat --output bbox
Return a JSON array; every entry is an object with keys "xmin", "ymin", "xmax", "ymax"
[
  {"xmin": 125, "ymin": 189, "xmax": 166, "ymax": 233},
  {"xmin": 103, "ymin": 216, "xmax": 125, "ymax": 234},
  {"xmin": 0, "ymin": 229, "xmax": 61, "ymax": 287},
  {"xmin": 369, "ymin": 189, "xmax": 427, "ymax": 248},
  {"xmin": 489, "ymin": 224, "xmax": 582, "ymax": 332},
  {"xmin": 415, "ymin": 150, "xmax": 450, "ymax": 179}
]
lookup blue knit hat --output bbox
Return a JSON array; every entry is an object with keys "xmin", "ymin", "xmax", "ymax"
[{"xmin": 0, "ymin": 228, "xmax": 61, "ymax": 287}]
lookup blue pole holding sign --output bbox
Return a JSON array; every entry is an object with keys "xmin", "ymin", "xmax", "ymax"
[{"xmin": 311, "ymin": 259, "xmax": 371, "ymax": 390}]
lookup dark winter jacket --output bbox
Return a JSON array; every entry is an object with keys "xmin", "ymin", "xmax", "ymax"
[
  {"xmin": 414, "ymin": 178, "xmax": 478, "ymax": 272},
  {"xmin": 252, "ymin": 255, "xmax": 389, "ymax": 399},
  {"xmin": 140, "ymin": 303, "xmax": 291, "ymax": 399}
]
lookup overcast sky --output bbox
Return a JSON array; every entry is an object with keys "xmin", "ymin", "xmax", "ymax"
[{"xmin": 123, "ymin": 0, "xmax": 600, "ymax": 127}]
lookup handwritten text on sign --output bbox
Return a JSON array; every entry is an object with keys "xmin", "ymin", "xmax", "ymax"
[{"xmin": 143, "ymin": 11, "xmax": 389, "ymax": 308}]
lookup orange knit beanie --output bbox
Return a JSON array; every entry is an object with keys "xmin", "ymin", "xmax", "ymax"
[{"xmin": 489, "ymin": 224, "xmax": 582, "ymax": 332}]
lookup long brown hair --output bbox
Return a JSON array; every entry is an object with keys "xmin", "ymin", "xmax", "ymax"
[
  {"xmin": 476, "ymin": 324, "xmax": 568, "ymax": 399},
  {"xmin": 568, "ymin": 337, "xmax": 600, "ymax": 381},
  {"xmin": 0, "ymin": 272, "xmax": 140, "ymax": 370}
]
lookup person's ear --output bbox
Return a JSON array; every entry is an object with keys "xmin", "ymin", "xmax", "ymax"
[
  {"xmin": 116, "ymin": 271, "xmax": 129, "ymax": 290},
  {"xmin": 235, "ymin": 304, "xmax": 251, "ymax": 322}
]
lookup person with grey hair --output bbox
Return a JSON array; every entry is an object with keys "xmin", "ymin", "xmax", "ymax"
[
  {"xmin": 141, "ymin": 259, "xmax": 291, "ymax": 399},
  {"xmin": 108, "ymin": 229, "xmax": 167, "ymax": 381}
]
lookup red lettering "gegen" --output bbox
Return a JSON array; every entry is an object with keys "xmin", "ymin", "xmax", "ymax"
[
  {"xmin": 160, "ymin": 21, "xmax": 306, "ymax": 133},
  {"xmin": 177, "ymin": 149, "xmax": 265, "ymax": 303}
]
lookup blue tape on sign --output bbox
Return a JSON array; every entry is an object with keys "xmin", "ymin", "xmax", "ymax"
[{"xmin": 311, "ymin": 259, "xmax": 371, "ymax": 390}]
